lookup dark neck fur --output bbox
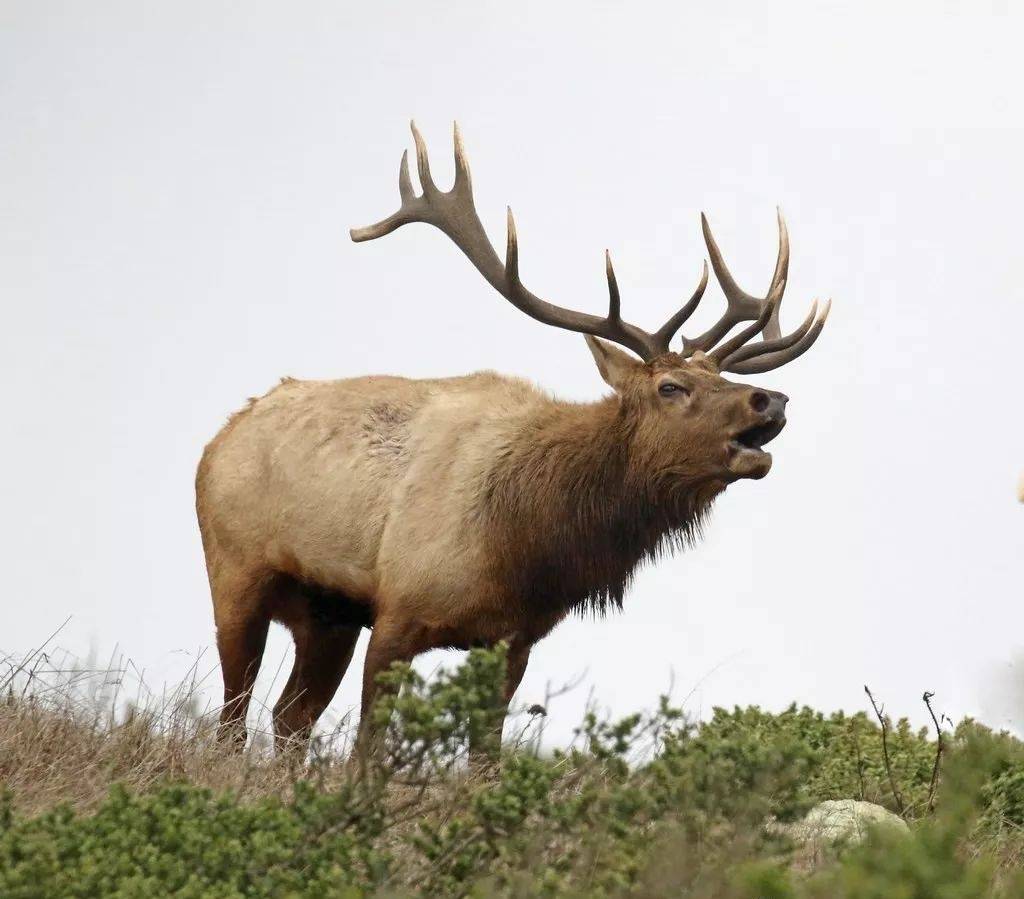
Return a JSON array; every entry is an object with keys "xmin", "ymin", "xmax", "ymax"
[{"xmin": 481, "ymin": 397, "xmax": 719, "ymax": 618}]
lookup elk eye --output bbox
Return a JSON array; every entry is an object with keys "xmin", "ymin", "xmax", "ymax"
[{"xmin": 658, "ymin": 383, "xmax": 689, "ymax": 397}]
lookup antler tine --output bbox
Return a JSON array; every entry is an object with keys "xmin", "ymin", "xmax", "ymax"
[
  {"xmin": 605, "ymin": 251, "xmax": 621, "ymax": 322},
  {"xmin": 652, "ymin": 261, "xmax": 709, "ymax": 349},
  {"xmin": 505, "ymin": 206, "xmax": 521, "ymax": 282},
  {"xmin": 349, "ymin": 146, "xmax": 416, "ymax": 242},
  {"xmin": 726, "ymin": 300, "xmax": 831, "ymax": 374},
  {"xmin": 410, "ymin": 121, "xmax": 436, "ymax": 194},
  {"xmin": 683, "ymin": 211, "xmax": 789, "ymax": 355},
  {"xmin": 398, "ymin": 150, "xmax": 415, "ymax": 203},
  {"xmin": 707, "ymin": 279, "xmax": 784, "ymax": 367},
  {"xmin": 764, "ymin": 209, "xmax": 790, "ymax": 340},
  {"xmin": 452, "ymin": 122, "xmax": 472, "ymax": 192},
  {"xmin": 720, "ymin": 299, "xmax": 818, "ymax": 369}
]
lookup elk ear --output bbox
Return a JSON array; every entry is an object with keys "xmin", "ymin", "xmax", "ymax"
[{"xmin": 584, "ymin": 336, "xmax": 643, "ymax": 392}]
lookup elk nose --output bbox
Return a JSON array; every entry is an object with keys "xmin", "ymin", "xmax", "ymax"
[
  {"xmin": 749, "ymin": 390, "xmax": 788, "ymax": 418},
  {"xmin": 749, "ymin": 391, "xmax": 771, "ymax": 413}
]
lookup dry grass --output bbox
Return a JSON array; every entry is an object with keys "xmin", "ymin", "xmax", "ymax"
[
  {"xmin": 0, "ymin": 631, "xmax": 516, "ymax": 853},
  {"xmin": 0, "ymin": 630, "xmax": 366, "ymax": 816}
]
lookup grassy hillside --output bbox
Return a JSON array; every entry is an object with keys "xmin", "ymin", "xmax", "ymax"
[{"xmin": 1, "ymin": 644, "xmax": 1023, "ymax": 897}]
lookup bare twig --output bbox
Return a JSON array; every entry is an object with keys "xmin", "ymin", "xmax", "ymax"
[
  {"xmin": 850, "ymin": 719, "xmax": 867, "ymax": 801},
  {"xmin": 922, "ymin": 690, "xmax": 945, "ymax": 813},
  {"xmin": 0, "ymin": 616, "xmax": 72, "ymax": 693},
  {"xmin": 864, "ymin": 685, "xmax": 904, "ymax": 816}
]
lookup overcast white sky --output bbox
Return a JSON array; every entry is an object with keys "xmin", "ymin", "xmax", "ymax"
[{"xmin": 2, "ymin": 1, "xmax": 1022, "ymax": 746}]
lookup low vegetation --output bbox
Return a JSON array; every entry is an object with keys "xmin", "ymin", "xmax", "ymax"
[{"xmin": 1, "ymin": 642, "xmax": 1023, "ymax": 897}]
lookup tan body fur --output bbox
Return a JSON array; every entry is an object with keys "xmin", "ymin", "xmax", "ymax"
[
  {"xmin": 199, "ymin": 371, "xmax": 567, "ymax": 647},
  {"xmin": 197, "ymin": 369, "xmax": 611, "ymax": 747}
]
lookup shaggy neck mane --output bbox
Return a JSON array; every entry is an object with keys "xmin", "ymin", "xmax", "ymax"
[{"xmin": 481, "ymin": 397, "xmax": 720, "ymax": 619}]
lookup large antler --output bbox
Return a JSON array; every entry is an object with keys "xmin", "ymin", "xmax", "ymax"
[
  {"xmin": 351, "ymin": 122, "xmax": 830, "ymax": 372},
  {"xmin": 697, "ymin": 211, "xmax": 832, "ymax": 374},
  {"xmin": 351, "ymin": 122, "xmax": 707, "ymax": 361}
]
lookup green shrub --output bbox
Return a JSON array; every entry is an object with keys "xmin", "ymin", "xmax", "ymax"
[
  {"xmin": 0, "ymin": 782, "xmax": 385, "ymax": 898},
  {"xmin": 1, "ymin": 645, "xmax": 1022, "ymax": 898}
]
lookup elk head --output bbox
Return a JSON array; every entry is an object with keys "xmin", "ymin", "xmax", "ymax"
[{"xmin": 352, "ymin": 123, "xmax": 831, "ymax": 486}]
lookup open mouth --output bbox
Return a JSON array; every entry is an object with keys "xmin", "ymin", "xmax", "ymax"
[{"xmin": 729, "ymin": 418, "xmax": 786, "ymax": 455}]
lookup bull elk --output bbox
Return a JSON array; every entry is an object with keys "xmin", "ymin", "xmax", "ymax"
[{"xmin": 196, "ymin": 123, "xmax": 831, "ymax": 752}]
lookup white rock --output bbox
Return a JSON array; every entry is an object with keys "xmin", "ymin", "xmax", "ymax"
[{"xmin": 768, "ymin": 799, "xmax": 909, "ymax": 865}]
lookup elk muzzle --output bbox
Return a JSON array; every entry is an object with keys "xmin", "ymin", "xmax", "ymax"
[{"xmin": 727, "ymin": 390, "xmax": 788, "ymax": 480}]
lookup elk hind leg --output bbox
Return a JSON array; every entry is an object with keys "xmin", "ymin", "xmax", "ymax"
[
  {"xmin": 213, "ymin": 565, "xmax": 274, "ymax": 749},
  {"xmin": 273, "ymin": 585, "xmax": 364, "ymax": 753}
]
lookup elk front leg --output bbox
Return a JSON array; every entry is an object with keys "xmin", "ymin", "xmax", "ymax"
[
  {"xmin": 354, "ymin": 621, "xmax": 420, "ymax": 758},
  {"xmin": 469, "ymin": 639, "xmax": 531, "ymax": 764},
  {"xmin": 503, "ymin": 640, "xmax": 531, "ymax": 707}
]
